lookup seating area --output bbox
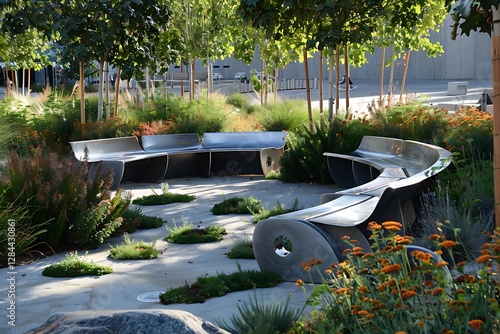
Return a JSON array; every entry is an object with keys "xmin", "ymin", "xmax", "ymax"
[
  {"xmin": 70, "ymin": 132, "xmax": 287, "ymax": 189},
  {"xmin": 252, "ymin": 136, "xmax": 452, "ymax": 282}
]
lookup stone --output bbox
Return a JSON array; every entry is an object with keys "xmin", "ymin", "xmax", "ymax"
[{"xmin": 25, "ymin": 309, "xmax": 230, "ymax": 334}]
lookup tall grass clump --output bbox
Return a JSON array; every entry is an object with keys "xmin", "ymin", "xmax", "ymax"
[{"xmin": 260, "ymin": 99, "xmax": 309, "ymax": 131}]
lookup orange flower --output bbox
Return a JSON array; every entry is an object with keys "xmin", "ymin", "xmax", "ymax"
[
  {"xmin": 436, "ymin": 261, "xmax": 449, "ymax": 268},
  {"xmin": 432, "ymin": 287, "xmax": 445, "ymax": 296},
  {"xmin": 381, "ymin": 264, "xmax": 402, "ymax": 274},
  {"xmin": 395, "ymin": 331, "xmax": 406, "ymax": 334},
  {"xmin": 468, "ymin": 319, "xmax": 484, "ymax": 330},
  {"xmin": 429, "ymin": 234, "xmax": 441, "ymax": 240},
  {"xmin": 325, "ymin": 269, "xmax": 332, "ymax": 275},
  {"xmin": 295, "ymin": 279, "xmax": 303, "ymax": 286},
  {"xmin": 401, "ymin": 290, "xmax": 418, "ymax": 300},
  {"xmin": 439, "ymin": 240, "xmax": 457, "ymax": 249},
  {"xmin": 476, "ymin": 254, "xmax": 490, "ymax": 263},
  {"xmin": 382, "ymin": 221, "xmax": 402, "ymax": 232},
  {"xmin": 368, "ymin": 221, "xmax": 382, "ymax": 230},
  {"xmin": 336, "ymin": 287, "xmax": 351, "ymax": 295}
]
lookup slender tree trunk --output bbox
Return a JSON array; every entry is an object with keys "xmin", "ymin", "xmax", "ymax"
[
  {"xmin": 388, "ymin": 45, "xmax": 396, "ymax": 108},
  {"xmin": 190, "ymin": 62, "xmax": 195, "ymax": 100},
  {"xmin": 274, "ymin": 49, "xmax": 279, "ymax": 103},
  {"xmin": 319, "ymin": 50, "xmax": 323, "ymax": 115},
  {"xmin": 97, "ymin": 60, "xmax": 104, "ymax": 121},
  {"xmin": 492, "ymin": 6, "xmax": 500, "ymax": 228},
  {"xmin": 303, "ymin": 47, "xmax": 313, "ymax": 132},
  {"xmin": 105, "ymin": 62, "xmax": 110, "ymax": 118},
  {"xmin": 22, "ymin": 68, "xmax": 25, "ymax": 96},
  {"xmin": 145, "ymin": 66, "xmax": 150, "ymax": 101},
  {"xmin": 400, "ymin": 50, "xmax": 411, "ymax": 102},
  {"xmin": 260, "ymin": 58, "xmax": 264, "ymax": 105},
  {"xmin": 180, "ymin": 62, "xmax": 184, "ymax": 97},
  {"xmin": 28, "ymin": 68, "xmax": 31, "ymax": 95},
  {"xmin": 344, "ymin": 44, "xmax": 349, "ymax": 110},
  {"xmin": 328, "ymin": 48, "xmax": 335, "ymax": 122},
  {"xmin": 79, "ymin": 62, "xmax": 85, "ymax": 124},
  {"xmin": 114, "ymin": 66, "xmax": 121, "ymax": 117},
  {"xmin": 335, "ymin": 45, "xmax": 340, "ymax": 114},
  {"xmin": 379, "ymin": 47, "xmax": 385, "ymax": 102}
]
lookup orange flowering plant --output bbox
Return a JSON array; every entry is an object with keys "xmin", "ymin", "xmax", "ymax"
[{"xmin": 292, "ymin": 222, "xmax": 500, "ymax": 333}]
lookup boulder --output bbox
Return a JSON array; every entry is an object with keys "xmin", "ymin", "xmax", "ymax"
[{"xmin": 26, "ymin": 309, "xmax": 230, "ymax": 334}]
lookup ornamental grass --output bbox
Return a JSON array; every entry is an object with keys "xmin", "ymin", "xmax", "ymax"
[{"xmin": 291, "ymin": 222, "xmax": 500, "ymax": 333}]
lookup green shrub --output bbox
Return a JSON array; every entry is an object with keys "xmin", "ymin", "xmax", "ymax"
[
  {"xmin": 217, "ymin": 291, "xmax": 303, "ymax": 334},
  {"xmin": 1, "ymin": 150, "xmax": 128, "ymax": 250},
  {"xmin": 226, "ymin": 238, "xmax": 255, "ymax": 259},
  {"xmin": 122, "ymin": 206, "xmax": 165, "ymax": 229},
  {"xmin": 159, "ymin": 268, "xmax": 283, "ymax": 304},
  {"xmin": 132, "ymin": 182, "xmax": 195, "ymax": 206},
  {"xmin": 226, "ymin": 93, "xmax": 250, "ymax": 109},
  {"xmin": 109, "ymin": 234, "xmax": 158, "ymax": 260},
  {"xmin": 443, "ymin": 107, "xmax": 493, "ymax": 161},
  {"xmin": 165, "ymin": 220, "xmax": 226, "ymax": 244},
  {"xmin": 211, "ymin": 196, "xmax": 262, "ymax": 215},
  {"xmin": 42, "ymin": 252, "xmax": 113, "ymax": 277},
  {"xmin": 291, "ymin": 222, "xmax": 500, "ymax": 333}
]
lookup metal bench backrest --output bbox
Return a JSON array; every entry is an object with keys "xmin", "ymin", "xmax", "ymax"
[
  {"xmin": 141, "ymin": 133, "xmax": 204, "ymax": 152},
  {"xmin": 397, "ymin": 141, "xmax": 442, "ymax": 176},
  {"xmin": 354, "ymin": 135, "xmax": 405, "ymax": 158},
  {"xmin": 70, "ymin": 136, "xmax": 144, "ymax": 161},
  {"xmin": 202, "ymin": 131, "xmax": 287, "ymax": 150}
]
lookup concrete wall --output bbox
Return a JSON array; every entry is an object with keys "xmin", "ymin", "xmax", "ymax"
[{"xmin": 169, "ymin": 16, "xmax": 492, "ymax": 82}]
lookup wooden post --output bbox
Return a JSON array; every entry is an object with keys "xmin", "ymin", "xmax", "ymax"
[
  {"xmin": 492, "ymin": 6, "xmax": 500, "ymax": 228},
  {"xmin": 303, "ymin": 47, "xmax": 313, "ymax": 132}
]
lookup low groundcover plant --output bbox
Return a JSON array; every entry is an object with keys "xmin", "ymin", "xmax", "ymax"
[
  {"xmin": 42, "ymin": 251, "xmax": 113, "ymax": 277},
  {"xmin": 291, "ymin": 222, "xmax": 500, "ymax": 333}
]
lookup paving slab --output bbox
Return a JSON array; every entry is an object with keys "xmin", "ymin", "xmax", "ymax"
[{"xmin": 0, "ymin": 176, "xmax": 334, "ymax": 333}]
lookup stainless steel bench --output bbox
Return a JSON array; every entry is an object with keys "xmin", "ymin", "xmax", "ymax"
[
  {"xmin": 253, "ymin": 136, "xmax": 452, "ymax": 282},
  {"xmin": 141, "ymin": 133, "xmax": 210, "ymax": 179},
  {"xmin": 70, "ymin": 131, "xmax": 287, "ymax": 189},
  {"xmin": 202, "ymin": 131, "xmax": 287, "ymax": 176},
  {"xmin": 70, "ymin": 136, "xmax": 169, "ymax": 189}
]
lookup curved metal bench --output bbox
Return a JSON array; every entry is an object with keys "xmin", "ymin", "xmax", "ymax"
[
  {"xmin": 253, "ymin": 136, "xmax": 452, "ymax": 282},
  {"xmin": 202, "ymin": 131, "xmax": 287, "ymax": 176},
  {"xmin": 70, "ymin": 131, "xmax": 287, "ymax": 189}
]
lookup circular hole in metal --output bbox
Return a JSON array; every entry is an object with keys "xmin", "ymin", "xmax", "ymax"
[
  {"xmin": 274, "ymin": 235, "xmax": 292, "ymax": 257},
  {"xmin": 266, "ymin": 156, "xmax": 272, "ymax": 167},
  {"xmin": 137, "ymin": 291, "xmax": 162, "ymax": 303}
]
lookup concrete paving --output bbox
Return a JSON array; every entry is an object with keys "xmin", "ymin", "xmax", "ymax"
[{"xmin": 1, "ymin": 176, "xmax": 334, "ymax": 333}]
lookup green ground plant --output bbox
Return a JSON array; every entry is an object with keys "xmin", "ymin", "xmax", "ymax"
[
  {"xmin": 122, "ymin": 206, "xmax": 165, "ymax": 229},
  {"xmin": 109, "ymin": 234, "xmax": 158, "ymax": 260},
  {"xmin": 211, "ymin": 196, "xmax": 262, "ymax": 215},
  {"xmin": 165, "ymin": 220, "xmax": 226, "ymax": 244},
  {"xmin": 226, "ymin": 237, "xmax": 254, "ymax": 259},
  {"xmin": 260, "ymin": 98, "xmax": 310, "ymax": 132},
  {"xmin": 216, "ymin": 291, "xmax": 304, "ymax": 334},
  {"xmin": 253, "ymin": 198, "xmax": 301, "ymax": 223},
  {"xmin": 159, "ymin": 267, "xmax": 283, "ymax": 304},
  {"xmin": 132, "ymin": 183, "xmax": 195, "ymax": 206},
  {"xmin": 290, "ymin": 222, "xmax": 500, "ymax": 333},
  {"xmin": 42, "ymin": 252, "xmax": 113, "ymax": 277}
]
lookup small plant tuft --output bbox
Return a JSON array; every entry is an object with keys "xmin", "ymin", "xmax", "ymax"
[
  {"xmin": 253, "ymin": 198, "xmax": 301, "ymax": 223},
  {"xmin": 42, "ymin": 252, "xmax": 113, "ymax": 277},
  {"xmin": 165, "ymin": 219, "xmax": 226, "ymax": 244},
  {"xmin": 226, "ymin": 237, "xmax": 255, "ymax": 259},
  {"xmin": 132, "ymin": 183, "xmax": 195, "ymax": 206},
  {"xmin": 211, "ymin": 196, "xmax": 262, "ymax": 215},
  {"xmin": 109, "ymin": 234, "xmax": 158, "ymax": 260}
]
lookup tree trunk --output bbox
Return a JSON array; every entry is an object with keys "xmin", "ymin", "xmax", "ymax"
[
  {"xmin": 105, "ymin": 62, "xmax": 110, "ymax": 118},
  {"xmin": 319, "ymin": 50, "xmax": 323, "ymax": 115},
  {"xmin": 28, "ymin": 68, "xmax": 31, "ymax": 95},
  {"xmin": 5, "ymin": 63, "xmax": 10, "ymax": 97},
  {"xmin": 303, "ymin": 47, "xmax": 313, "ymax": 132},
  {"xmin": 388, "ymin": 44, "xmax": 396, "ymax": 108},
  {"xmin": 22, "ymin": 68, "xmax": 26, "ymax": 96},
  {"xmin": 274, "ymin": 49, "xmax": 279, "ymax": 103},
  {"xmin": 492, "ymin": 6, "xmax": 500, "ymax": 228},
  {"xmin": 190, "ymin": 62, "xmax": 195, "ymax": 100},
  {"xmin": 328, "ymin": 48, "xmax": 335, "ymax": 122},
  {"xmin": 344, "ymin": 45, "xmax": 349, "ymax": 110},
  {"xmin": 79, "ymin": 62, "xmax": 85, "ymax": 124},
  {"xmin": 114, "ymin": 66, "xmax": 121, "ymax": 117},
  {"xmin": 335, "ymin": 45, "xmax": 340, "ymax": 114},
  {"xmin": 379, "ymin": 47, "xmax": 385, "ymax": 102},
  {"xmin": 180, "ymin": 62, "xmax": 184, "ymax": 97},
  {"xmin": 97, "ymin": 59, "xmax": 104, "ymax": 121},
  {"xmin": 400, "ymin": 50, "xmax": 411, "ymax": 102}
]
